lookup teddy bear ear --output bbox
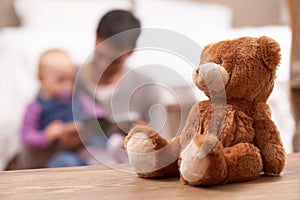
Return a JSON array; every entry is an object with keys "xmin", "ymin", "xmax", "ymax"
[{"xmin": 257, "ymin": 36, "xmax": 281, "ymax": 70}]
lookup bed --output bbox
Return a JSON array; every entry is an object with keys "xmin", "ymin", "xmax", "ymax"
[{"xmin": 0, "ymin": 0, "xmax": 294, "ymax": 169}]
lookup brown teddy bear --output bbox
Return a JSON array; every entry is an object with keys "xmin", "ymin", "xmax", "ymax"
[{"xmin": 124, "ymin": 36, "xmax": 286, "ymax": 186}]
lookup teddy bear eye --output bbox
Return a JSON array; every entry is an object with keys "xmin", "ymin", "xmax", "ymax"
[{"xmin": 216, "ymin": 59, "xmax": 223, "ymax": 65}]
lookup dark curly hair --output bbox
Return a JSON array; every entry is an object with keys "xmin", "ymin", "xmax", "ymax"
[{"xmin": 96, "ymin": 10, "xmax": 141, "ymax": 50}]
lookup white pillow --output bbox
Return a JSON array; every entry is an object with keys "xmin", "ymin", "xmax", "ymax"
[
  {"xmin": 134, "ymin": 0, "xmax": 232, "ymax": 32},
  {"xmin": 14, "ymin": 0, "xmax": 132, "ymax": 32}
]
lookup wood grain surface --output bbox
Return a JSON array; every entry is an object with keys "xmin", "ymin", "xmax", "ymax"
[{"xmin": 0, "ymin": 153, "xmax": 299, "ymax": 200}]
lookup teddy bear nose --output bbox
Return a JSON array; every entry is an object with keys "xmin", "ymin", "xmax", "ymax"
[{"xmin": 196, "ymin": 68, "xmax": 200, "ymax": 74}]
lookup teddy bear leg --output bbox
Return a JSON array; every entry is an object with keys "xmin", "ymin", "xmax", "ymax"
[
  {"xmin": 125, "ymin": 125, "xmax": 180, "ymax": 178},
  {"xmin": 180, "ymin": 133, "xmax": 263, "ymax": 186},
  {"xmin": 179, "ymin": 133, "xmax": 228, "ymax": 186},
  {"xmin": 223, "ymin": 143, "xmax": 263, "ymax": 183}
]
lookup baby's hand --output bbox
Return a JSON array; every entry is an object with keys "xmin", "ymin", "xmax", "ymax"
[
  {"xmin": 63, "ymin": 122, "xmax": 79, "ymax": 134},
  {"xmin": 45, "ymin": 120, "xmax": 64, "ymax": 142},
  {"xmin": 60, "ymin": 122, "xmax": 83, "ymax": 150}
]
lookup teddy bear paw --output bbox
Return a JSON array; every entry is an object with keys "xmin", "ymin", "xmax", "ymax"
[
  {"xmin": 125, "ymin": 126, "xmax": 179, "ymax": 177},
  {"xmin": 180, "ymin": 134, "xmax": 223, "ymax": 185}
]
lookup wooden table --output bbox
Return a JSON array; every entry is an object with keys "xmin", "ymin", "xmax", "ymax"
[{"xmin": 0, "ymin": 153, "xmax": 299, "ymax": 200}]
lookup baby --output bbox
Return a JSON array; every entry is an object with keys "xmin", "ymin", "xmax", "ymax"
[{"xmin": 20, "ymin": 49, "xmax": 82, "ymax": 168}]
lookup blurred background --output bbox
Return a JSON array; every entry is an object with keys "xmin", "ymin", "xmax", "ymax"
[{"xmin": 0, "ymin": 0, "xmax": 298, "ymax": 170}]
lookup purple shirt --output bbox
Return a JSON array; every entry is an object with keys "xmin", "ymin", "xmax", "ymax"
[
  {"xmin": 21, "ymin": 93, "xmax": 80, "ymax": 149},
  {"xmin": 21, "ymin": 101, "xmax": 50, "ymax": 149}
]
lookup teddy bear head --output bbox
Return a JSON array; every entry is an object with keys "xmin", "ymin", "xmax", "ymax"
[{"xmin": 193, "ymin": 36, "xmax": 281, "ymax": 102}]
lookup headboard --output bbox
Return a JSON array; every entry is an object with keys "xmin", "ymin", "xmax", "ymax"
[
  {"xmin": 0, "ymin": 0, "xmax": 20, "ymax": 28},
  {"xmin": 0, "ymin": 0, "xmax": 286, "ymax": 29},
  {"xmin": 190, "ymin": 0, "xmax": 285, "ymax": 27}
]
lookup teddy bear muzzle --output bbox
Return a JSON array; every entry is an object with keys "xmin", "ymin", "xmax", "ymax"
[{"xmin": 193, "ymin": 62, "xmax": 229, "ymax": 93}]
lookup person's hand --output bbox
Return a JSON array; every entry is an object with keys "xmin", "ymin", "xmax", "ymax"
[
  {"xmin": 110, "ymin": 119, "xmax": 147, "ymax": 136},
  {"xmin": 63, "ymin": 122, "xmax": 79, "ymax": 134},
  {"xmin": 134, "ymin": 119, "xmax": 147, "ymax": 126},
  {"xmin": 45, "ymin": 120, "xmax": 64, "ymax": 142},
  {"xmin": 60, "ymin": 122, "xmax": 83, "ymax": 151}
]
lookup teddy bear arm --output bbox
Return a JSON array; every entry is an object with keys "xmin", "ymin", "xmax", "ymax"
[
  {"xmin": 180, "ymin": 103, "xmax": 203, "ymax": 150},
  {"xmin": 221, "ymin": 108, "xmax": 256, "ymax": 146},
  {"xmin": 253, "ymin": 103, "xmax": 286, "ymax": 175}
]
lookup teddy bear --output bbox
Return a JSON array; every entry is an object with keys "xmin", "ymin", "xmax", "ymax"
[{"xmin": 124, "ymin": 36, "xmax": 287, "ymax": 186}]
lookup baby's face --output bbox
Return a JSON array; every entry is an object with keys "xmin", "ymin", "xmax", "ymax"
[{"xmin": 39, "ymin": 58, "xmax": 76, "ymax": 99}]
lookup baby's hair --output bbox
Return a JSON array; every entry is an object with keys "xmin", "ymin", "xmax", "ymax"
[
  {"xmin": 38, "ymin": 49, "xmax": 72, "ymax": 72},
  {"xmin": 96, "ymin": 9, "xmax": 141, "ymax": 50}
]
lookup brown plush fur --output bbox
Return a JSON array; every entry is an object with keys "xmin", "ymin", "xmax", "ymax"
[
  {"xmin": 125, "ymin": 126, "xmax": 180, "ymax": 178},
  {"xmin": 125, "ymin": 36, "xmax": 286, "ymax": 186}
]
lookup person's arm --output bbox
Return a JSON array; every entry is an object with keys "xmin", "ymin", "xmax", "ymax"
[
  {"xmin": 77, "ymin": 90, "xmax": 107, "ymax": 119},
  {"xmin": 21, "ymin": 101, "xmax": 51, "ymax": 149}
]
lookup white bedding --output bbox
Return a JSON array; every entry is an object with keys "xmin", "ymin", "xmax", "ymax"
[{"xmin": 0, "ymin": 0, "xmax": 294, "ymax": 169}]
